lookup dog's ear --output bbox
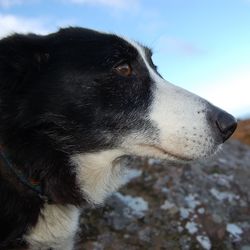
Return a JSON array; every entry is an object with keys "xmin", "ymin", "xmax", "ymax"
[{"xmin": 0, "ymin": 34, "xmax": 49, "ymax": 92}]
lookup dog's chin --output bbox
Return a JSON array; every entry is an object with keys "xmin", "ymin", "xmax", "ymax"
[
  {"xmin": 137, "ymin": 144, "xmax": 193, "ymax": 162},
  {"xmin": 127, "ymin": 143, "xmax": 222, "ymax": 163}
]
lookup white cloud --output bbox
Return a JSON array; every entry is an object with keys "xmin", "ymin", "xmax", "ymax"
[
  {"xmin": 0, "ymin": 0, "xmax": 34, "ymax": 8},
  {"xmin": 65, "ymin": 0, "xmax": 139, "ymax": 10},
  {"xmin": 0, "ymin": 14, "xmax": 54, "ymax": 38},
  {"xmin": 0, "ymin": 0, "xmax": 22, "ymax": 8},
  {"xmin": 1, "ymin": 0, "xmax": 139, "ymax": 10},
  {"xmin": 156, "ymin": 36, "xmax": 204, "ymax": 56},
  {"xmin": 193, "ymin": 66, "xmax": 250, "ymax": 118}
]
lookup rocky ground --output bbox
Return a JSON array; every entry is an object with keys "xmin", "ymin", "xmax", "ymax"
[{"xmin": 75, "ymin": 125, "xmax": 250, "ymax": 250}]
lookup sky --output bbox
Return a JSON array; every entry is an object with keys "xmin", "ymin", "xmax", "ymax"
[{"xmin": 0, "ymin": 0, "xmax": 249, "ymax": 118}]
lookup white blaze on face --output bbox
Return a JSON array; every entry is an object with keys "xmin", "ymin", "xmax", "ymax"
[{"xmin": 127, "ymin": 40, "xmax": 218, "ymax": 160}]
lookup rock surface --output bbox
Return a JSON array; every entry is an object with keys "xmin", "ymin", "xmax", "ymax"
[{"xmin": 76, "ymin": 139, "xmax": 250, "ymax": 250}]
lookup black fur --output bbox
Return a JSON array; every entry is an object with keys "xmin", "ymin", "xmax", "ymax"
[{"xmin": 0, "ymin": 27, "xmax": 154, "ymax": 248}]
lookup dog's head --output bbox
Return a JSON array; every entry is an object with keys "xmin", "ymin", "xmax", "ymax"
[{"xmin": 0, "ymin": 28, "xmax": 237, "ymax": 204}]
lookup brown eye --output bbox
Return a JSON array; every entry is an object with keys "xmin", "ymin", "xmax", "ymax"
[{"xmin": 115, "ymin": 63, "xmax": 132, "ymax": 76}]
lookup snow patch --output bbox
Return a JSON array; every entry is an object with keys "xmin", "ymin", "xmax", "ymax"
[
  {"xmin": 179, "ymin": 194, "xmax": 202, "ymax": 220},
  {"xmin": 161, "ymin": 187, "xmax": 169, "ymax": 193},
  {"xmin": 185, "ymin": 221, "xmax": 199, "ymax": 234},
  {"xmin": 185, "ymin": 194, "xmax": 201, "ymax": 209},
  {"xmin": 196, "ymin": 235, "xmax": 212, "ymax": 250},
  {"xmin": 210, "ymin": 188, "xmax": 240, "ymax": 202},
  {"xmin": 114, "ymin": 192, "xmax": 148, "ymax": 218},
  {"xmin": 218, "ymin": 158, "xmax": 227, "ymax": 164},
  {"xmin": 121, "ymin": 169, "xmax": 142, "ymax": 185},
  {"xmin": 148, "ymin": 158, "xmax": 161, "ymax": 165},
  {"xmin": 226, "ymin": 223, "xmax": 243, "ymax": 241},
  {"xmin": 160, "ymin": 200, "xmax": 175, "ymax": 210},
  {"xmin": 210, "ymin": 173, "xmax": 233, "ymax": 188},
  {"xmin": 180, "ymin": 207, "xmax": 190, "ymax": 219},
  {"xmin": 197, "ymin": 207, "xmax": 205, "ymax": 214}
]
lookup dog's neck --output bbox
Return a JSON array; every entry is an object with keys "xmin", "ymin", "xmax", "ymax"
[
  {"xmin": 71, "ymin": 149, "xmax": 127, "ymax": 205},
  {"xmin": 0, "ymin": 145, "xmax": 49, "ymax": 202},
  {"xmin": 0, "ymin": 161, "xmax": 43, "ymax": 249}
]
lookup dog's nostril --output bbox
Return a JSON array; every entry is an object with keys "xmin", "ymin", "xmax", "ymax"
[{"xmin": 215, "ymin": 111, "xmax": 237, "ymax": 142}]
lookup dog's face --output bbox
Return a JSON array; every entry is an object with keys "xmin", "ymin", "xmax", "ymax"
[
  {"xmin": 0, "ymin": 28, "xmax": 237, "ymax": 204},
  {"xmin": 33, "ymin": 28, "xmax": 234, "ymax": 160}
]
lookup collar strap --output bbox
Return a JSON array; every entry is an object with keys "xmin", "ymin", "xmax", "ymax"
[{"xmin": 0, "ymin": 145, "xmax": 49, "ymax": 202}]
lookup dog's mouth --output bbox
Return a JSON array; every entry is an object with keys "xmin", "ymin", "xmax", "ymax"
[{"xmin": 138, "ymin": 143, "xmax": 193, "ymax": 162}]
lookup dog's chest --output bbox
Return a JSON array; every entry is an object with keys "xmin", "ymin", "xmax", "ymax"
[{"xmin": 24, "ymin": 204, "xmax": 80, "ymax": 250}]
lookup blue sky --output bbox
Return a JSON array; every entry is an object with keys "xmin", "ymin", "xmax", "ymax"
[{"xmin": 0, "ymin": 0, "xmax": 249, "ymax": 117}]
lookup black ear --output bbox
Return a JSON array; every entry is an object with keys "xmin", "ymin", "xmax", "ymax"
[{"xmin": 0, "ymin": 33, "xmax": 49, "ymax": 92}]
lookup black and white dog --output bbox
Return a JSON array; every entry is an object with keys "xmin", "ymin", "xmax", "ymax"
[{"xmin": 0, "ymin": 27, "xmax": 237, "ymax": 249}]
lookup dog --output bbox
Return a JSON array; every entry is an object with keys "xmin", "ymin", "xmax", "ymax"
[{"xmin": 0, "ymin": 27, "xmax": 237, "ymax": 250}]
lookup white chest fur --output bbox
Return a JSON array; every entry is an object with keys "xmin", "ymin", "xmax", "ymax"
[
  {"xmin": 25, "ymin": 204, "xmax": 80, "ymax": 250},
  {"xmin": 71, "ymin": 149, "xmax": 125, "ymax": 205}
]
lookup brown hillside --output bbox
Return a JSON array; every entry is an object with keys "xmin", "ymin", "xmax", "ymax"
[{"xmin": 232, "ymin": 119, "xmax": 250, "ymax": 145}]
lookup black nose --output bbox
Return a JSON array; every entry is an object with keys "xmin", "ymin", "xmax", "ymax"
[{"xmin": 215, "ymin": 111, "xmax": 237, "ymax": 142}]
